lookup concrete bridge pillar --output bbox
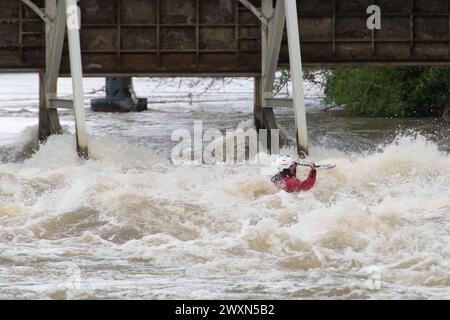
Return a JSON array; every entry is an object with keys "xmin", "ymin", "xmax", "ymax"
[{"xmin": 91, "ymin": 77, "xmax": 148, "ymax": 113}]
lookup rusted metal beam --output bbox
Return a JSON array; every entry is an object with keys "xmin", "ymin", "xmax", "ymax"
[{"xmin": 2, "ymin": 0, "xmax": 450, "ymax": 74}]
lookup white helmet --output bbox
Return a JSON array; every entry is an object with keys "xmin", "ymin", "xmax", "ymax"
[{"xmin": 275, "ymin": 156, "xmax": 296, "ymax": 172}]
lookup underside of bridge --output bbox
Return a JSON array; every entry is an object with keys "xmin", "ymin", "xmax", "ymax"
[
  {"xmin": 2, "ymin": 0, "xmax": 450, "ymax": 75},
  {"xmin": 1, "ymin": 0, "xmax": 450, "ymax": 158}
]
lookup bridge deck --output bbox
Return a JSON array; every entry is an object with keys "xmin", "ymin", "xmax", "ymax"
[{"xmin": 1, "ymin": 0, "xmax": 450, "ymax": 76}]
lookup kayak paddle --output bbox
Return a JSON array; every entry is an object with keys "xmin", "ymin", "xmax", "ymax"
[{"xmin": 297, "ymin": 163, "xmax": 337, "ymax": 170}]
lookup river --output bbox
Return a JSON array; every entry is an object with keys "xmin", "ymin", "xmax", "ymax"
[{"xmin": 0, "ymin": 74, "xmax": 449, "ymax": 299}]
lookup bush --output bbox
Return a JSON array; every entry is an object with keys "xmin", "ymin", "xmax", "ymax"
[{"xmin": 323, "ymin": 67, "xmax": 450, "ymax": 118}]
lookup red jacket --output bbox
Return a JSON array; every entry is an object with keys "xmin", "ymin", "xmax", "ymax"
[{"xmin": 271, "ymin": 170, "xmax": 317, "ymax": 193}]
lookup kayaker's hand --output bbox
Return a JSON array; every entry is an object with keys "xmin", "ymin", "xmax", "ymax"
[{"xmin": 309, "ymin": 162, "xmax": 317, "ymax": 170}]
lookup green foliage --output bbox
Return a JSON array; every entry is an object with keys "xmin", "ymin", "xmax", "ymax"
[{"xmin": 324, "ymin": 67, "xmax": 450, "ymax": 118}]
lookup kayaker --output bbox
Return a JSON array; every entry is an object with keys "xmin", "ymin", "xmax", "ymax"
[{"xmin": 271, "ymin": 156, "xmax": 317, "ymax": 193}]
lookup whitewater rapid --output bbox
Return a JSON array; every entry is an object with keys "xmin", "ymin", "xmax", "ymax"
[
  {"xmin": 0, "ymin": 131, "xmax": 449, "ymax": 299},
  {"xmin": 0, "ymin": 74, "xmax": 449, "ymax": 299}
]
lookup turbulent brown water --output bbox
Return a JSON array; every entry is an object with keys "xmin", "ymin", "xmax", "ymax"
[{"xmin": 0, "ymin": 75, "xmax": 449, "ymax": 299}]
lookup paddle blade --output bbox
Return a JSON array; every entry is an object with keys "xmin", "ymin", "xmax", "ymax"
[
  {"xmin": 297, "ymin": 163, "xmax": 337, "ymax": 170},
  {"xmin": 317, "ymin": 164, "xmax": 337, "ymax": 170}
]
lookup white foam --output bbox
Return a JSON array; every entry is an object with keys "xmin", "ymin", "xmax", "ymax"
[{"xmin": 0, "ymin": 131, "xmax": 448, "ymax": 299}]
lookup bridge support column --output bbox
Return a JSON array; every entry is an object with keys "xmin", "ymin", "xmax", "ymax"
[
  {"xmin": 284, "ymin": 0, "xmax": 308, "ymax": 155},
  {"xmin": 254, "ymin": 0, "xmax": 281, "ymax": 154},
  {"xmin": 91, "ymin": 77, "xmax": 148, "ymax": 112},
  {"xmin": 37, "ymin": 0, "xmax": 89, "ymax": 158},
  {"xmin": 39, "ymin": 0, "xmax": 62, "ymax": 142},
  {"xmin": 254, "ymin": 76, "xmax": 263, "ymax": 130},
  {"xmin": 65, "ymin": 0, "xmax": 88, "ymax": 158},
  {"xmin": 247, "ymin": 0, "xmax": 309, "ymax": 156}
]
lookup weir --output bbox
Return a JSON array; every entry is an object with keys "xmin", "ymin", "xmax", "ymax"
[{"xmin": 2, "ymin": 0, "xmax": 450, "ymax": 157}]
